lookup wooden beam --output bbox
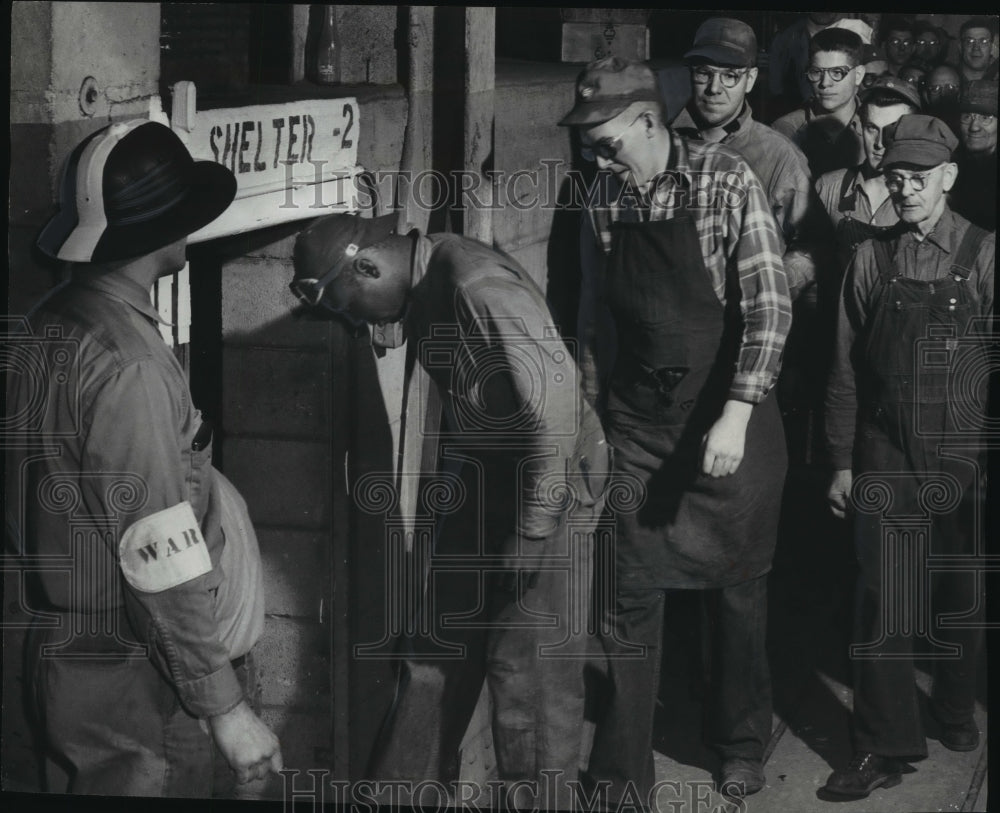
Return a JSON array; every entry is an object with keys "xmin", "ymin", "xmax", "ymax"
[
  {"xmin": 399, "ymin": 5, "xmax": 435, "ymax": 234},
  {"xmin": 463, "ymin": 7, "xmax": 495, "ymax": 245}
]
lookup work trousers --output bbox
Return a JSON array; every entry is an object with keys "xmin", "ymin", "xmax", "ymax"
[
  {"xmin": 851, "ymin": 495, "xmax": 984, "ymax": 758},
  {"xmin": 27, "ymin": 617, "xmax": 242, "ymax": 797},
  {"xmin": 585, "ymin": 574, "xmax": 772, "ymax": 803},
  {"xmin": 367, "ymin": 498, "xmax": 604, "ymax": 808}
]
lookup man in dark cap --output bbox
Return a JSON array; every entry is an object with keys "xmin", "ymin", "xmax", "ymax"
[
  {"xmin": 5, "ymin": 120, "xmax": 282, "ymax": 795},
  {"xmin": 560, "ymin": 56, "xmax": 792, "ymax": 803},
  {"xmin": 290, "ymin": 212, "xmax": 609, "ymax": 804},
  {"xmin": 823, "ymin": 114, "xmax": 993, "ymax": 798},
  {"xmin": 950, "ymin": 79, "xmax": 998, "ymax": 230},
  {"xmin": 671, "ymin": 17, "xmax": 825, "ymax": 301}
]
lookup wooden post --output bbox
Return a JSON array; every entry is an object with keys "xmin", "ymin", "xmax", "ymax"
[
  {"xmin": 399, "ymin": 5, "xmax": 435, "ymax": 234},
  {"xmin": 463, "ymin": 7, "xmax": 495, "ymax": 245},
  {"xmin": 457, "ymin": 5, "xmax": 498, "ymax": 784}
]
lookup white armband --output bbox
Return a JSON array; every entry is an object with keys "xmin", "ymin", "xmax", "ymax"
[{"xmin": 119, "ymin": 501, "xmax": 212, "ymax": 593}]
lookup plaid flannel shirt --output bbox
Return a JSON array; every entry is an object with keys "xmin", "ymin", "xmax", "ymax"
[{"xmin": 586, "ymin": 130, "xmax": 792, "ymax": 404}]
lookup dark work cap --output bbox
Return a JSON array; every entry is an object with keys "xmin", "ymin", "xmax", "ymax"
[
  {"xmin": 960, "ymin": 79, "xmax": 998, "ymax": 116},
  {"xmin": 558, "ymin": 57, "xmax": 661, "ymax": 127},
  {"xmin": 883, "ymin": 113, "xmax": 959, "ymax": 168},
  {"xmin": 860, "ymin": 74, "xmax": 922, "ymax": 109},
  {"xmin": 684, "ymin": 17, "xmax": 758, "ymax": 68},
  {"xmin": 292, "ymin": 212, "xmax": 398, "ymax": 284}
]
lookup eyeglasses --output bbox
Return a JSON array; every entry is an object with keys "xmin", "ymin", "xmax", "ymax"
[
  {"xmin": 690, "ymin": 66, "xmax": 750, "ymax": 89},
  {"xmin": 806, "ymin": 65, "xmax": 853, "ymax": 83},
  {"xmin": 926, "ymin": 83, "xmax": 959, "ymax": 95},
  {"xmin": 916, "ymin": 38, "xmax": 940, "ymax": 46},
  {"xmin": 960, "ymin": 112, "xmax": 997, "ymax": 125},
  {"xmin": 580, "ymin": 115, "xmax": 640, "ymax": 162},
  {"xmin": 886, "ymin": 38, "xmax": 913, "ymax": 47},
  {"xmin": 962, "ymin": 36, "xmax": 992, "ymax": 48},
  {"xmin": 900, "ymin": 74, "xmax": 924, "ymax": 86},
  {"xmin": 884, "ymin": 165, "xmax": 943, "ymax": 193}
]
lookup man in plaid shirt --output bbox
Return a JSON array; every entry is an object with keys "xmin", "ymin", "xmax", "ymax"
[{"xmin": 562, "ymin": 56, "xmax": 791, "ymax": 804}]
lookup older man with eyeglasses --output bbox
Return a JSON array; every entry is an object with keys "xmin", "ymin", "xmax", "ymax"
[
  {"xmin": 823, "ymin": 114, "xmax": 993, "ymax": 799},
  {"xmin": 950, "ymin": 79, "xmax": 998, "ymax": 230},
  {"xmin": 773, "ymin": 27, "xmax": 867, "ymax": 177},
  {"xmin": 561, "ymin": 56, "xmax": 791, "ymax": 804}
]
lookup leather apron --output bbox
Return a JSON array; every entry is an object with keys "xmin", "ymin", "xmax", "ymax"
[{"xmin": 603, "ymin": 213, "xmax": 787, "ymax": 589}]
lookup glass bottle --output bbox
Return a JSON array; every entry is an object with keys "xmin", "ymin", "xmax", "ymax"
[{"xmin": 307, "ymin": 5, "xmax": 340, "ymax": 85}]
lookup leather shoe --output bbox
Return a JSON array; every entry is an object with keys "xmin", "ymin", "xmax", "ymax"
[
  {"xmin": 823, "ymin": 752, "xmax": 903, "ymax": 799},
  {"xmin": 718, "ymin": 758, "xmax": 765, "ymax": 798}
]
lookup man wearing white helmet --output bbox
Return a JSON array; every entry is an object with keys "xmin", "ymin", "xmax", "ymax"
[{"xmin": 5, "ymin": 119, "xmax": 282, "ymax": 796}]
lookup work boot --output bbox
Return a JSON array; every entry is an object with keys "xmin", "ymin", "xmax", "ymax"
[
  {"xmin": 930, "ymin": 705, "xmax": 980, "ymax": 752},
  {"xmin": 823, "ymin": 752, "xmax": 904, "ymax": 798},
  {"xmin": 718, "ymin": 758, "xmax": 765, "ymax": 798}
]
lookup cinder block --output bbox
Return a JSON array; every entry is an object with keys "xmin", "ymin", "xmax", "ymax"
[
  {"xmin": 254, "ymin": 616, "xmax": 329, "ymax": 709},
  {"xmin": 223, "ymin": 438, "xmax": 331, "ymax": 529},
  {"xmin": 223, "ymin": 346, "xmax": 331, "ymax": 438},
  {"xmin": 257, "ymin": 529, "xmax": 329, "ymax": 618},
  {"xmin": 338, "ymin": 6, "xmax": 398, "ymax": 86},
  {"xmin": 50, "ymin": 3, "xmax": 159, "ymax": 122}
]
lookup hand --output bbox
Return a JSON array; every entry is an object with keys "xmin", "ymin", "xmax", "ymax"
[
  {"xmin": 701, "ymin": 400, "xmax": 752, "ymax": 478},
  {"xmin": 209, "ymin": 700, "xmax": 283, "ymax": 784},
  {"xmin": 827, "ymin": 469, "xmax": 853, "ymax": 520}
]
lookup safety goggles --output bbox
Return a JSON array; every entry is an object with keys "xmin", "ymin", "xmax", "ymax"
[
  {"xmin": 289, "ymin": 242, "xmax": 360, "ymax": 308},
  {"xmin": 580, "ymin": 115, "xmax": 641, "ymax": 162}
]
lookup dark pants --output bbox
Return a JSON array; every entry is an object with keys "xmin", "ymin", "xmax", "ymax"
[
  {"xmin": 27, "ymin": 618, "xmax": 237, "ymax": 797},
  {"xmin": 367, "ymin": 498, "xmax": 604, "ymax": 805},
  {"xmin": 585, "ymin": 574, "xmax": 772, "ymax": 802},
  {"xmin": 851, "ymin": 494, "xmax": 984, "ymax": 758}
]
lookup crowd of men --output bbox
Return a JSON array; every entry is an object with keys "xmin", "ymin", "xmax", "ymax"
[{"xmin": 6, "ymin": 9, "xmax": 995, "ymax": 810}]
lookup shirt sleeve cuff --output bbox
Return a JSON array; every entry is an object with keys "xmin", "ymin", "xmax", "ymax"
[
  {"xmin": 176, "ymin": 661, "xmax": 245, "ymax": 719},
  {"xmin": 828, "ymin": 449, "xmax": 854, "ymax": 471},
  {"xmin": 727, "ymin": 375, "xmax": 773, "ymax": 405}
]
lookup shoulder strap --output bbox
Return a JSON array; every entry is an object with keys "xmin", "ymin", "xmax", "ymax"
[
  {"xmin": 950, "ymin": 222, "xmax": 989, "ymax": 280},
  {"xmin": 837, "ymin": 168, "xmax": 858, "ymax": 213},
  {"xmin": 871, "ymin": 226, "xmax": 903, "ymax": 283}
]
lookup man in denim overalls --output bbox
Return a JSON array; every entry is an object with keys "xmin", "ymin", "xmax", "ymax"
[{"xmin": 823, "ymin": 114, "xmax": 994, "ymax": 799}]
